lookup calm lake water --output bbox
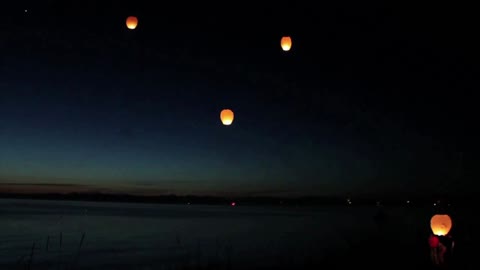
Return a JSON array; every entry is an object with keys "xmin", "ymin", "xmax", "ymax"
[{"xmin": 0, "ymin": 199, "xmax": 474, "ymax": 269}]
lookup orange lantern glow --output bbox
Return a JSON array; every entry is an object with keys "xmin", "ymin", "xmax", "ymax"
[
  {"xmin": 281, "ymin": 36, "xmax": 292, "ymax": 51},
  {"xmin": 220, "ymin": 109, "xmax": 234, "ymax": 125},
  {"xmin": 430, "ymin": 214, "xmax": 452, "ymax": 236},
  {"xmin": 126, "ymin": 16, "xmax": 138, "ymax": 30}
]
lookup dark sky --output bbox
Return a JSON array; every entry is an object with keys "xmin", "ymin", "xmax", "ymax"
[{"xmin": 0, "ymin": 1, "xmax": 478, "ymax": 197}]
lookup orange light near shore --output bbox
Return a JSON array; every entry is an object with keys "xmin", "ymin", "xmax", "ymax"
[
  {"xmin": 430, "ymin": 214, "xmax": 452, "ymax": 236},
  {"xmin": 126, "ymin": 16, "xmax": 138, "ymax": 29}
]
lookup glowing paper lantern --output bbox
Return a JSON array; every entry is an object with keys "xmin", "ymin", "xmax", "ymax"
[
  {"xmin": 430, "ymin": 214, "xmax": 452, "ymax": 236},
  {"xmin": 126, "ymin": 16, "xmax": 138, "ymax": 30},
  {"xmin": 220, "ymin": 109, "xmax": 234, "ymax": 125},
  {"xmin": 281, "ymin": 36, "xmax": 292, "ymax": 51}
]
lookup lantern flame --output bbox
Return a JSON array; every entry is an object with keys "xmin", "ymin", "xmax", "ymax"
[
  {"xmin": 220, "ymin": 109, "xmax": 234, "ymax": 125},
  {"xmin": 126, "ymin": 16, "xmax": 138, "ymax": 30},
  {"xmin": 281, "ymin": 36, "xmax": 292, "ymax": 51},
  {"xmin": 430, "ymin": 214, "xmax": 452, "ymax": 236}
]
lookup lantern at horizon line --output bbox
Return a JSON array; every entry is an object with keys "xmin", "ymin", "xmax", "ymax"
[
  {"xmin": 430, "ymin": 214, "xmax": 452, "ymax": 236},
  {"xmin": 126, "ymin": 16, "xmax": 138, "ymax": 30}
]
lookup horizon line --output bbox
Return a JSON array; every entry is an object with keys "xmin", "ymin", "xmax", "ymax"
[{"xmin": 0, "ymin": 191, "xmax": 474, "ymax": 201}]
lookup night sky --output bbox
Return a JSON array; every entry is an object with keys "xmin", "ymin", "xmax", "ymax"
[{"xmin": 0, "ymin": 2, "xmax": 478, "ymax": 197}]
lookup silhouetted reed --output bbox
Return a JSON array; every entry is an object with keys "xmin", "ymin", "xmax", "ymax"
[
  {"xmin": 14, "ymin": 231, "xmax": 86, "ymax": 270},
  {"xmin": 58, "ymin": 232, "xmax": 62, "ymax": 270},
  {"xmin": 26, "ymin": 242, "xmax": 35, "ymax": 270},
  {"xmin": 45, "ymin": 236, "xmax": 50, "ymax": 252},
  {"xmin": 72, "ymin": 232, "xmax": 86, "ymax": 270}
]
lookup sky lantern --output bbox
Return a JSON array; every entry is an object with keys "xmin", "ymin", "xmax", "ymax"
[
  {"xmin": 430, "ymin": 214, "xmax": 452, "ymax": 236},
  {"xmin": 220, "ymin": 109, "xmax": 234, "ymax": 125},
  {"xmin": 126, "ymin": 16, "xmax": 138, "ymax": 30},
  {"xmin": 281, "ymin": 36, "xmax": 292, "ymax": 51}
]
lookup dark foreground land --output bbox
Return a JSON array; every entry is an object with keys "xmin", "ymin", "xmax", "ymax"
[{"xmin": 1, "ymin": 198, "xmax": 476, "ymax": 270}]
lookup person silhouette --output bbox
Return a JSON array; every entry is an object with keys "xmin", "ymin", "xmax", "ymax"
[
  {"xmin": 429, "ymin": 234, "xmax": 447, "ymax": 267},
  {"xmin": 438, "ymin": 234, "xmax": 455, "ymax": 267}
]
